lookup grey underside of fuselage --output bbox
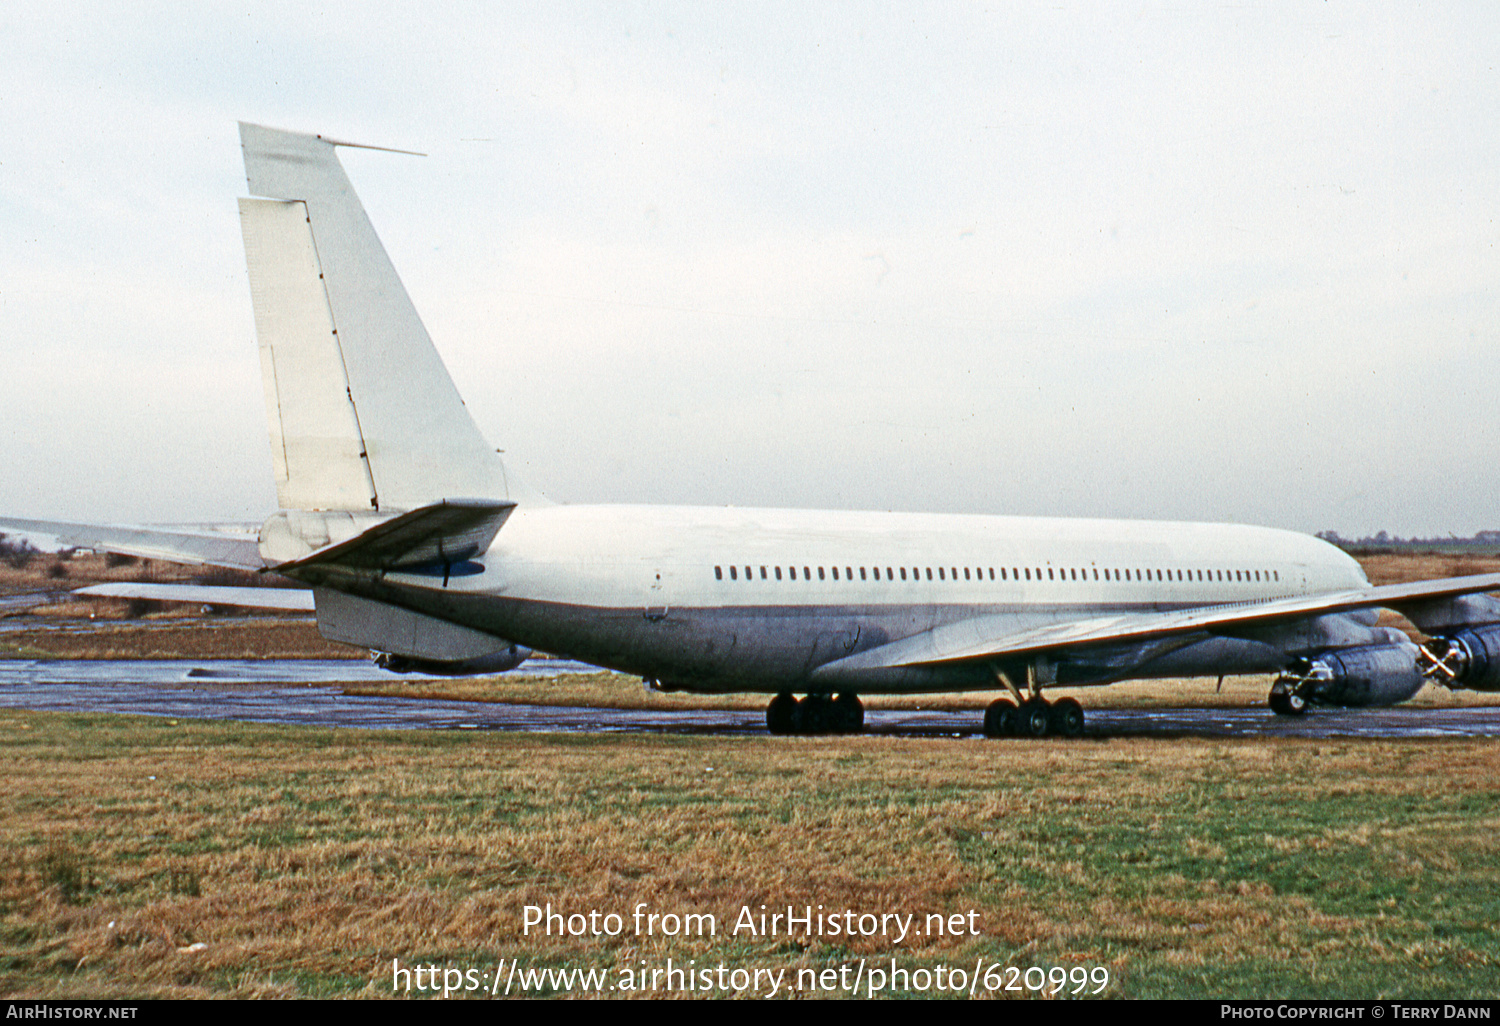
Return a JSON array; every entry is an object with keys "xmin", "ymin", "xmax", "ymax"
[{"xmin": 305, "ymin": 571, "xmax": 1292, "ymax": 694}]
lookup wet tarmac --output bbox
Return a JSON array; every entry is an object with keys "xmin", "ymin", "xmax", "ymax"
[{"xmin": 1, "ymin": 658, "xmax": 1499, "ymax": 738}]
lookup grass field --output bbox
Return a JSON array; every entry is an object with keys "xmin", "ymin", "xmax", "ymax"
[
  {"xmin": 1, "ymin": 711, "xmax": 1497, "ymax": 999},
  {"xmin": 2, "ymin": 550, "xmax": 1499, "ymax": 998}
]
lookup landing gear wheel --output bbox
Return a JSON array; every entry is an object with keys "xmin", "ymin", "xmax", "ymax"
[
  {"xmin": 1048, "ymin": 697, "xmax": 1085, "ymax": 738},
  {"xmin": 1268, "ymin": 689, "xmax": 1307, "ymax": 717},
  {"xmin": 766, "ymin": 693, "xmax": 798, "ymax": 734},
  {"xmin": 794, "ymin": 693, "xmax": 833, "ymax": 734},
  {"xmin": 983, "ymin": 698, "xmax": 1016, "ymax": 738},
  {"xmin": 1016, "ymin": 698, "xmax": 1052, "ymax": 737},
  {"xmin": 831, "ymin": 693, "xmax": 864, "ymax": 734}
]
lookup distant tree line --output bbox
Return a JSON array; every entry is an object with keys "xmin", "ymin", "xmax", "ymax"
[{"xmin": 1317, "ymin": 529, "xmax": 1500, "ymax": 552}]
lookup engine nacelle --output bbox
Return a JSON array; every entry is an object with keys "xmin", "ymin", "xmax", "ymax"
[
  {"xmin": 1419, "ymin": 625, "xmax": 1500, "ymax": 692},
  {"xmin": 374, "ymin": 643, "xmax": 532, "ymax": 676},
  {"xmin": 1275, "ymin": 634, "xmax": 1424, "ymax": 709}
]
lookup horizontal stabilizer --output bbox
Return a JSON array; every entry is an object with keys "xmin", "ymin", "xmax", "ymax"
[
  {"xmin": 0, "ymin": 517, "xmax": 264, "ymax": 570},
  {"xmin": 74, "ymin": 583, "xmax": 314, "ymax": 611},
  {"xmin": 812, "ymin": 572, "xmax": 1500, "ymax": 682},
  {"xmin": 271, "ymin": 498, "xmax": 515, "ymax": 573}
]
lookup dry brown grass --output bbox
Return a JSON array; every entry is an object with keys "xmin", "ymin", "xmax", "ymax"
[
  {"xmin": 343, "ymin": 669, "xmax": 1500, "ymax": 712},
  {"xmin": 0, "ymin": 619, "xmax": 357, "ymax": 661},
  {"xmin": 1355, "ymin": 551, "xmax": 1500, "ymax": 586},
  {"xmin": 2, "ymin": 714, "xmax": 1497, "ymax": 998}
]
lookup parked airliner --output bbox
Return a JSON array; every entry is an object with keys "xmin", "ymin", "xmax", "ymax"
[{"xmin": 8, "ymin": 123, "xmax": 1500, "ymax": 738}]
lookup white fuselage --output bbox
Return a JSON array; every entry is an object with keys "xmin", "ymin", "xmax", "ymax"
[{"xmin": 367, "ymin": 505, "xmax": 1371, "ymax": 693}]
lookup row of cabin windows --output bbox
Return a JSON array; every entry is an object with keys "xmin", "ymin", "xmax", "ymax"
[{"xmin": 712, "ymin": 564, "xmax": 1282, "ymax": 584}]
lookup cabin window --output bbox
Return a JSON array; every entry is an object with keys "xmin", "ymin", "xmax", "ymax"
[
  {"xmin": 938, "ymin": 567, "xmax": 945, "ymax": 580},
  {"xmin": 775, "ymin": 566, "xmax": 782, "ymax": 580},
  {"xmin": 860, "ymin": 567, "xmax": 867, "ymax": 580},
  {"xmin": 744, "ymin": 566, "xmax": 751, "ymax": 580},
  {"xmin": 803, "ymin": 566, "xmax": 811, "ymax": 580},
  {"xmin": 900, "ymin": 567, "xmax": 907, "ymax": 581},
  {"xmin": 989, "ymin": 568, "xmax": 995, "ymax": 580},
  {"xmin": 832, "ymin": 567, "xmax": 839, "ymax": 580},
  {"xmin": 886, "ymin": 567, "xmax": 893, "ymax": 580},
  {"xmin": 715, "ymin": 566, "xmax": 723, "ymax": 580},
  {"xmin": 729, "ymin": 566, "xmax": 737, "ymax": 580},
  {"xmin": 1274, "ymin": 570, "xmax": 1280, "ymax": 581},
  {"xmin": 818, "ymin": 567, "xmax": 826, "ymax": 580},
  {"xmin": 846, "ymin": 566, "xmax": 853, "ymax": 579},
  {"xmin": 1024, "ymin": 568, "xmax": 1031, "ymax": 581},
  {"xmin": 760, "ymin": 566, "xmax": 767, "ymax": 579},
  {"xmin": 965, "ymin": 567, "xmax": 972, "ymax": 580}
]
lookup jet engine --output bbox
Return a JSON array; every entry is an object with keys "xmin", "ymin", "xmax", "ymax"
[
  {"xmin": 373, "ymin": 643, "xmax": 532, "ymax": 676},
  {"xmin": 1269, "ymin": 631, "xmax": 1424, "ymax": 715},
  {"xmin": 1418, "ymin": 625, "xmax": 1500, "ymax": 692}
]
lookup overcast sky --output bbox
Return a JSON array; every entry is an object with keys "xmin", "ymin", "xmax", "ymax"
[{"xmin": 3, "ymin": 3, "xmax": 1498, "ymax": 537}]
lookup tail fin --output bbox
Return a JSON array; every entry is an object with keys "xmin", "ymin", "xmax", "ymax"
[{"xmin": 237, "ymin": 122, "xmax": 542, "ymax": 512}]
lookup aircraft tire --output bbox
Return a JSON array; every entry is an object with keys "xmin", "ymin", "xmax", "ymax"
[
  {"xmin": 983, "ymin": 698, "xmax": 1016, "ymax": 738},
  {"xmin": 766, "ymin": 693, "xmax": 798, "ymax": 734},
  {"xmin": 832, "ymin": 692, "xmax": 864, "ymax": 733},
  {"xmin": 1049, "ymin": 697, "xmax": 1085, "ymax": 738},
  {"xmin": 795, "ymin": 693, "xmax": 834, "ymax": 734},
  {"xmin": 1016, "ymin": 698, "xmax": 1051, "ymax": 737},
  {"xmin": 1268, "ymin": 690, "xmax": 1307, "ymax": 717}
]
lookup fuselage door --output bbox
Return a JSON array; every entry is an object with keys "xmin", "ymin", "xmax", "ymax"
[{"xmin": 644, "ymin": 568, "xmax": 670, "ymax": 622}]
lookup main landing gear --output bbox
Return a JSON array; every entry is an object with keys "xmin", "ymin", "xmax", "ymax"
[
  {"xmin": 766, "ymin": 692, "xmax": 864, "ymax": 735},
  {"xmin": 982, "ymin": 696, "xmax": 1085, "ymax": 739},
  {"xmin": 982, "ymin": 664, "xmax": 1086, "ymax": 739}
]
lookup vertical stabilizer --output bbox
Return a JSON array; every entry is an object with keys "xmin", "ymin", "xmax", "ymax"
[{"xmin": 238, "ymin": 122, "xmax": 540, "ymax": 512}]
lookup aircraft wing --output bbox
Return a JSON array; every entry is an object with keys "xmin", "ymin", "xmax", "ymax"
[
  {"xmin": 812, "ymin": 572, "xmax": 1500, "ymax": 680},
  {"xmin": 0, "ymin": 517, "xmax": 264, "ymax": 571}
]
